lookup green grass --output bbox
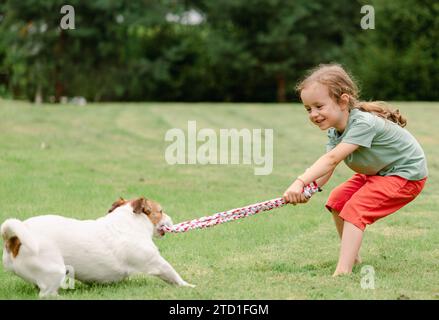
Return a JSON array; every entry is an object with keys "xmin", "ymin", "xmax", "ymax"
[{"xmin": 0, "ymin": 99, "xmax": 438, "ymax": 300}]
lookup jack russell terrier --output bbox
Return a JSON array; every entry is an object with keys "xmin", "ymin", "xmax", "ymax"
[{"xmin": 1, "ymin": 197, "xmax": 195, "ymax": 297}]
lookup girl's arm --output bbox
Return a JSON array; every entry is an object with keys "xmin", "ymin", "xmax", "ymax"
[
  {"xmin": 316, "ymin": 169, "xmax": 334, "ymax": 187},
  {"xmin": 302, "ymin": 166, "xmax": 335, "ymax": 188},
  {"xmin": 283, "ymin": 142, "xmax": 359, "ymax": 204}
]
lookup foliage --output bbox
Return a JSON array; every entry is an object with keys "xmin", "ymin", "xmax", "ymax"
[
  {"xmin": 346, "ymin": 0, "xmax": 439, "ymax": 101},
  {"xmin": 0, "ymin": 0, "xmax": 437, "ymax": 102},
  {"xmin": 201, "ymin": 0, "xmax": 362, "ymax": 102}
]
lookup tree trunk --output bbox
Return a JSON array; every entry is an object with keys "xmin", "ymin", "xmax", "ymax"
[
  {"xmin": 34, "ymin": 84, "xmax": 42, "ymax": 104},
  {"xmin": 54, "ymin": 30, "xmax": 66, "ymax": 102},
  {"xmin": 276, "ymin": 74, "xmax": 286, "ymax": 103}
]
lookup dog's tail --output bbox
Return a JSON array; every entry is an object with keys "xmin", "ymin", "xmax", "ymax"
[{"xmin": 1, "ymin": 219, "xmax": 39, "ymax": 257}]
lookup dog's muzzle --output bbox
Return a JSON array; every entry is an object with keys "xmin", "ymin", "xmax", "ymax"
[{"xmin": 156, "ymin": 214, "xmax": 173, "ymax": 237}]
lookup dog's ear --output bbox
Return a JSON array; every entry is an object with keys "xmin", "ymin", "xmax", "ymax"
[
  {"xmin": 108, "ymin": 197, "xmax": 127, "ymax": 213},
  {"xmin": 131, "ymin": 197, "xmax": 152, "ymax": 215}
]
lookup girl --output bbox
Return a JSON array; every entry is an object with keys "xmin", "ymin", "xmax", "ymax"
[{"xmin": 283, "ymin": 64, "xmax": 428, "ymax": 276}]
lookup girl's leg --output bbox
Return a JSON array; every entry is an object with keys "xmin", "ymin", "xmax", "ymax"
[
  {"xmin": 331, "ymin": 210, "xmax": 362, "ymax": 264},
  {"xmin": 331, "ymin": 209, "xmax": 344, "ymax": 238},
  {"xmin": 333, "ymin": 221, "xmax": 364, "ymax": 276}
]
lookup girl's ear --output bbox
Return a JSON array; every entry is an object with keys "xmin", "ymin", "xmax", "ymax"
[{"xmin": 339, "ymin": 93, "xmax": 350, "ymax": 110}]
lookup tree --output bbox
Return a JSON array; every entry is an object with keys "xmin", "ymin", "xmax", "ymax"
[
  {"xmin": 0, "ymin": 0, "xmax": 181, "ymax": 102},
  {"xmin": 200, "ymin": 0, "xmax": 362, "ymax": 102},
  {"xmin": 346, "ymin": 0, "xmax": 439, "ymax": 100},
  {"xmin": 0, "ymin": 0, "xmax": 437, "ymax": 102}
]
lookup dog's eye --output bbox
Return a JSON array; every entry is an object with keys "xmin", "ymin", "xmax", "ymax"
[{"xmin": 160, "ymin": 210, "xmax": 163, "ymax": 214}]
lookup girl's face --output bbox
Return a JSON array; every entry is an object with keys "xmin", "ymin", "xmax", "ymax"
[{"xmin": 300, "ymin": 82, "xmax": 349, "ymax": 133}]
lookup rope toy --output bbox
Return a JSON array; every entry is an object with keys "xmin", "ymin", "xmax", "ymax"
[{"xmin": 160, "ymin": 182, "xmax": 321, "ymax": 234}]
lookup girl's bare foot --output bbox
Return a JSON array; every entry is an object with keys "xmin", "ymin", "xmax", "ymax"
[
  {"xmin": 332, "ymin": 269, "xmax": 351, "ymax": 277},
  {"xmin": 333, "ymin": 256, "xmax": 361, "ymax": 277}
]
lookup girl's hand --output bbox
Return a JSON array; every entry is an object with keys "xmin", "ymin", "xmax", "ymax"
[{"xmin": 283, "ymin": 180, "xmax": 309, "ymax": 205}]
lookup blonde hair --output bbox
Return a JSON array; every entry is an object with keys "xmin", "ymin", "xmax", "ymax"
[{"xmin": 296, "ymin": 63, "xmax": 407, "ymax": 127}]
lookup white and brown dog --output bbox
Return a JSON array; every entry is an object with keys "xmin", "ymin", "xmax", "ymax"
[{"xmin": 1, "ymin": 197, "xmax": 194, "ymax": 297}]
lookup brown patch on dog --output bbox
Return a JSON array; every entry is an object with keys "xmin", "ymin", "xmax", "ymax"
[
  {"xmin": 130, "ymin": 197, "xmax": 163, "ymax": 225},
  {"xmin": 145, "ymin": 200, "xmax": 164, "ymax": 225},
  {"xmin": 6, "ymin": 236, "xmax": 21, "ymax": 258},
  {"xmin": 108, "ymin": 197, "xmax": 127, "ymax": 213},
  {"xmin": 131, "ymin": 197, "xmax": 150, "ymax": 215}
]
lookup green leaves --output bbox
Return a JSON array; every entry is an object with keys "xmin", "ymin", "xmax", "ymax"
[{"xmin": 0, "ymin": 0, "xmax": 437, "ymax": 102}]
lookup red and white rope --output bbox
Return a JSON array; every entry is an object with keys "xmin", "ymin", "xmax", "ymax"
[{"xmin": 160, "ymin": 182, "xmax": 321, "ymax": 234}]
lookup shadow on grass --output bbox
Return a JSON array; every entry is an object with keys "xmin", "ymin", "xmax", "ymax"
[
  {"xmin": 252, "ymin": 260, "xmax": 336, "ymax": 275},
  {"xmin": 59, "ymin": 275, "xmax": 174, "ymax": 299}
]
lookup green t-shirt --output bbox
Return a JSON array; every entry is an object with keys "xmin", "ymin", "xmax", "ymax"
[{"xmin": 326, "ymin": 108, "xmax": 428, "ymax": 180}]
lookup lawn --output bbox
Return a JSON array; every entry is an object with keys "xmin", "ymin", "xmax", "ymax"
[{"xmin": 0, "ymin": 99, "xmax": 438, "ymax": 300}]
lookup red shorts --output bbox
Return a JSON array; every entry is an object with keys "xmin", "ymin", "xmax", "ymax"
[{"xmin": 325, "ymin": 174, "xmax": 427, "ymax": 231}]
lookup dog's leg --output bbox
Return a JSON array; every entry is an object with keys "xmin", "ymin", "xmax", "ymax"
[
  {"xmin": 34, "ymin": 262, "xmax": 66, "ymax": 298},
  {"xmin": 143, "ymin": 254, "xmax": 195, "ymax": 287},
  {"xmin": 38, "ymin": 286, "xmax": 59, "ymax": 298},
  {"xmin": 37, "ymin": 272, "xmax": 65, "ymax": 298}
]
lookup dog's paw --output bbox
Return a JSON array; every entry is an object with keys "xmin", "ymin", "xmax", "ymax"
[
  {"xmin": 181, "ymin": 281, "xmax": 196, "ymax": 288},
  {"xmin": 39, "ymin": 291, "xmax": 60, "ymax": 299}
]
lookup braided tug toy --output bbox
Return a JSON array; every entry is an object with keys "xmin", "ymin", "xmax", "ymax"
[{"xmin": 160, "ymin": 182, "xmax": 321, "ymax": 234}]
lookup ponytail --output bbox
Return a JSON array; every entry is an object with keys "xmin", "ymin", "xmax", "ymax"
[{"xmin": 355, "ymin": 101, "xmax": 407, "ymax": 128}]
